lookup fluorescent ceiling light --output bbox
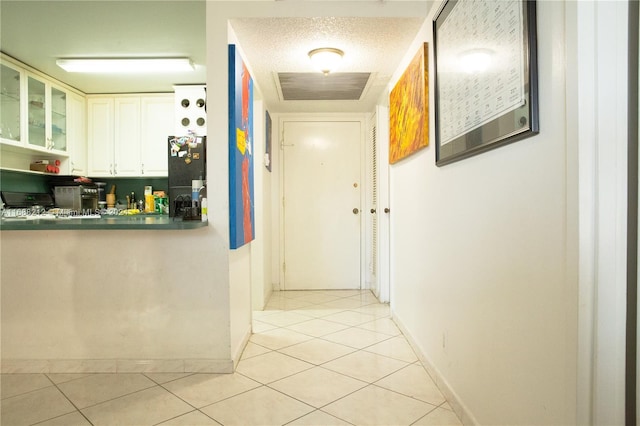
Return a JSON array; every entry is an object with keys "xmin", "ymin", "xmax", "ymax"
[
  {"xmin": 56, "ymin": 58, "xmax": 194, "ymax": 73},
  {"xmin": 308, "ymin": 48, "xmax": 344, "ymax": 76}
]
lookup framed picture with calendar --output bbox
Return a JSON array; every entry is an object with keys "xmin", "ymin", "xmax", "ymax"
[{"xmin": 433, "ymin": 0, "xmax": 539, "ymax": 166}]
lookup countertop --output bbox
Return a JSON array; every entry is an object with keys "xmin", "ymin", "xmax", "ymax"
[{"xmin": 0, "ymin": 214, "xmax": 208, "ymax": 230}]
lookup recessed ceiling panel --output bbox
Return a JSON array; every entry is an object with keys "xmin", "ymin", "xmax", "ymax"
[{"xmin": 278, "ymin": 72, "xmax": 371, "ymax": 101}]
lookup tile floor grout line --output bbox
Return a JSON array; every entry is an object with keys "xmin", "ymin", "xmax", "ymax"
[
  {"xmin": 150, "ymin": 408, "xmax": 219, "ymax": 426},
  {"xmin": 142, "ymin": 372, "xmax": 196, "ymax": 386},
  {"xmin": 263, "ymin": 382, "xmax": 362, "ymax": 425},
  {"xmin": 281, "ymin": 408, "xmax": 357, "ymax": 426},
  {"xmin": 41, "ymin": 374, "xmax": 96, "ymax": 426},
  {"xmin": 236, "ymin": 355, "xmax": 317, "ymax": 386},
  {"xmin": 59, "ymin": 379, "xmax": 159, "ymax": 412},
  {"xmin": 368, "ymin": 381, "xmax": 442, "ymax": 410},
  {"xmin": 156, "ymin": 380, "xmax": 214, "ymax": 413},
  {"xmin": 409, "ymin": 403, "xmax": 443, "ymax": 426},
  {"xmin": 0, "ymin": 381, "xmax": 54, "ymax": 402}
]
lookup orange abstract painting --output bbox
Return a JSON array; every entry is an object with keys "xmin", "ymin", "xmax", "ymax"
[{"xmin": 389, "ymin": 43, "xmax": 428, "ymax": 164}]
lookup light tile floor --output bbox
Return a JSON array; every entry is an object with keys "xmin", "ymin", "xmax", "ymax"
[{"xmin": 1, "ymin": 290, "xmax": 462, "ymax": 425}]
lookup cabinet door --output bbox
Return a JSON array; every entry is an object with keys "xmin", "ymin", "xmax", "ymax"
[
  {"xmin": 50, "ymin": 85, "xmax": 67, "ymax": 152},
  {"xmin": 0, "ymin": 62, "xmax": 24, "ymax": 146},
  {"xmin": 114, "ymin": 97, "xmax": 141, "ymax": 176},
  {"xmin": 27, "ymin": 75, "xmax": 47, "ymax": 149},
  {"xmin": 140, "ymin": 96, "xmax": 173, "ymax": 176},
  {"xmin": 87, "ymin": 97, "xmax": 114, "ymax": 176},
  {"xmin": 68, "ymin": 92, "xmax": 86, "ymax": 175}
]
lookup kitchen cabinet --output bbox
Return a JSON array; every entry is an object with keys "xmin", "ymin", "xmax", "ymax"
[
  {"xmin": 87, "ymin": 97, "xmax": 113, "ymax": 176},
  {"xmin": 0, "ymin": 61, "xmax": 23, "ymax": 146},
  {"xmin": 140, "ymin": 96, "xmax": 173, "ymax": 175},
  {"xmin": 67, "ymin": 92, "xmax": 87, "ymax": 175},
  {"xmin": 88, "ymin": 94, "xmax": 173, "ymax": 177},
  {"xmin": 0, "ymin": 55, "xmax": 88, "ymax": 176},
  {"xmin": 26, "ymin": 73, "xmax": 68, "ymax": 153}
]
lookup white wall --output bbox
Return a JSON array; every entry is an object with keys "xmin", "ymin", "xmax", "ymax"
[
  {"xmin": 576, "ymin": 1, "xmax": 630, "ymax": 423},
  {"xmin": 388, "ymin": 2, "xmax": 578, "ymax": 424},
  {"xmin": 249, "ymin": 100, "xmax": 274, "ymax": 310},
  {"xmin": 223, "ymin": 20, "xmax": 256, "ymax": 362}
]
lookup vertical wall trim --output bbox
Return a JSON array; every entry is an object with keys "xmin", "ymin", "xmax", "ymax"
[{"xmin": 627, "ymin": 0, "xmax": 639, "ymax": 423}]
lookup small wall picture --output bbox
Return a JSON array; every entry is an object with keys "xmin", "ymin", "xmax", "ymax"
[{"xmin": 265, "ymin": 110, "xmax": 272, "ymax": 172}]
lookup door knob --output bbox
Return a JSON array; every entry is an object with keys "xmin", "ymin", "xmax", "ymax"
[
  {"xmin": 353, "ymin": 208, "xmax": 359, "ymax": 214},
  {"xmin": 384, "ymin": 208, "xmax": 390, "ymax": 213},
  {"xmin": 370, "ymin": 208, "xmax": 376, "ymax": 214}
]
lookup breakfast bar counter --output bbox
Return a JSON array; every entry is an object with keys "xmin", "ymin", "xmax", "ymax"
[{"xmin": 0, "ymin": 214, "xmax": 208, "ymax": 230}]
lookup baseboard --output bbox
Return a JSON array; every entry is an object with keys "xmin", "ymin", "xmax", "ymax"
[
  {"xmin": 264, "ymin": 286, "xmax": 273, "ymax": 309},
  {"xmin": 391, "ymin": 312, "xmax": 479, "ymax": 426},
  {"xmin": 232, "ymin": 324, "xmax": 252, "ymax": 370},
  {"xmin": 1, "ymin": 358, "xmax": 234, "ymax": 374}
]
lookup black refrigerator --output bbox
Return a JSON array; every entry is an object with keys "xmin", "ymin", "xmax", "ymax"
[{"xmin": 168, "ymin": 135, "xmax": 206, "ymax": 218}]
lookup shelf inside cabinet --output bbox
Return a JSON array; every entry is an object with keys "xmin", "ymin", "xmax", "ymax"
[
  {"xmin": 0, "ymin": 166, "xmax": 58, "ymax": 176},
  {"xmin": 1, "ymin": 91, "xmax": 20, "ymax": 102}
]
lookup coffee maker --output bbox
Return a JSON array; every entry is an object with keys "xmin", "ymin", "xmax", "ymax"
[{"xmin": 167, "ymin": 135, "xmax": 206, "ymax": 218}]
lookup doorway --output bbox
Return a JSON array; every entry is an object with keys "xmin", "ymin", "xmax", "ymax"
[{"xmin": 281, "ymin": 119, "xmax": 363, "ymax": 290}]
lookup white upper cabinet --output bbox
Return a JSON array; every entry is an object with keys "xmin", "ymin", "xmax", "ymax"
[
  {"xmin": 1, "ymin": 54, "xmax": 86, "ymax": 175},
  {"xmin": 114, "ymin": 97, "xmax": 142, "ymax": 177},
  {"xmin": 140, "ymin": 95, "xmax": 173, "ymax": 176},
  {"xmin": 67, "ymin": 92, "xmax": 87, "ymax": 175},
  {"xmin": 26, "ymin": 73, "xmax": 68, "ymax": 154},
  {"xmin": 88, "ymin": 94, "xmax": 173, "ymax": 177},
  {"xmin": 87, "ymin": 97, "xmax": 114, "ymax": 176},
  {"xmin": 0, "ymin": 61, "xmax": 24, "ymax": 146}
]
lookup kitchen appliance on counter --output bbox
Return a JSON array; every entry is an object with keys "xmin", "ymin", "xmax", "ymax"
[
  {"xmin": 1, "ymin": 191, "xmax": 55, "ymax": 217},
  {"xmin": 54, "ymin": 185, "xmax": 98, "ymax": 211},
  {"xmin": 168, "ymin": 135, "xmax": 206, "ymax": 218}
]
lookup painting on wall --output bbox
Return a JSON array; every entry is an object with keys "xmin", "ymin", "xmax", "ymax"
[
  {"xmin": 433, "ymin": 0, "xmax": 538, "ymax": 166},
  {"xmin": 229, "ymin": 44, "xmax": 255, "ymax": 249},
  {"xmin": 265, "ymin": 110, "xmax": 272, "ymax": 172},
  {"xmin": 389, "ymin": 43, "xmax": 429, "ymax": 164}
]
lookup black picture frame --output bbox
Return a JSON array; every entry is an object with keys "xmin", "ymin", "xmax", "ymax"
[{"xmin": 433, "ymin": 0, "xmax": 539, "ymax": 166}]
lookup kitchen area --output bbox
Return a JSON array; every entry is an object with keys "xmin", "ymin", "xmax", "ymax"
[
  {"xmin": 1, "ymin": 53, "xmax": 209, "ymax": 229},
  {"xmin": 0, "ymin": 0, "xmax": 242, "ymax": 375}
]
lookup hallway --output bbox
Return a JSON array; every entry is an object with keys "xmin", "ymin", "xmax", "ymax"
[{"xmin": 1, "ymin": 290, "xmax": 462, "ymax": 425}]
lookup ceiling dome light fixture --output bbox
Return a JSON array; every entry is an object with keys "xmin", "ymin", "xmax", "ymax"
[{"xmin": 308, "ymin": 48, "xmax": 344, "ymax": 76}]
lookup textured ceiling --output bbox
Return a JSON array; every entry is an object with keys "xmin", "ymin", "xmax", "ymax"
[{"xmin": 230, "ymin": 17, "xmax": 426, "ymax": 113}]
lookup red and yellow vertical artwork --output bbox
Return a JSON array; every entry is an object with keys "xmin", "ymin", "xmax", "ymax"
[
  {"xmin": 389, "ymin": 43, "xmax": 429, "ymax": 164},
  {"xmin": 229, "ymin": 44, "xmax": 255, "ymax": 249}
]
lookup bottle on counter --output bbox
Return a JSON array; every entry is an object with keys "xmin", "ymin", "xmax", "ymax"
[{"xmin": 201, "ymin": 197, "xmax": 208, "ymax": 222}]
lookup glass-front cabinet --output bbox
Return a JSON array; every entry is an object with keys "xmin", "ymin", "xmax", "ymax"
[
  {"xmin": 27, "ymin": 76, "xmax": 46, "ymax": 148},
  {"xmin": 0, "ymin": 54, "xmax": 83, "ymax": 176},
  {"xmin": 50, "ymin": 86, "xmax": 67, "ymax": 151},
  {"xmin": 0, "ymin": 62, "xmax": 23, "ymax": 145},
  {"xmin": 27, "ymin": 74, "xmax": 67, "ymax": 152}
]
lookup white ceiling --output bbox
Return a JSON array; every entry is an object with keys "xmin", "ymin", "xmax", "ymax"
[
  {"xmin": 230, "ymin": 17, "xmax": 426, "ymax": 113},
  {"xmin": 0, "ymin": 1, "xmax": 429, "ymax": 113}
]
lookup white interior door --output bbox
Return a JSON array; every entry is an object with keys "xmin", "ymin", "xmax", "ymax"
[
  {"xmin": 282, "ymin": 120, "xmax": 361, "ymax": 290},
  {"xmin": 377, "ymin": 105, "xmax": 391, "ymax": 303}
]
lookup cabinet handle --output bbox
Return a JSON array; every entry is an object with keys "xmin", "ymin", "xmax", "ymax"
[{"xmin": 141, "ymin": 163, "xmax": 144, "ymax": 175}]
